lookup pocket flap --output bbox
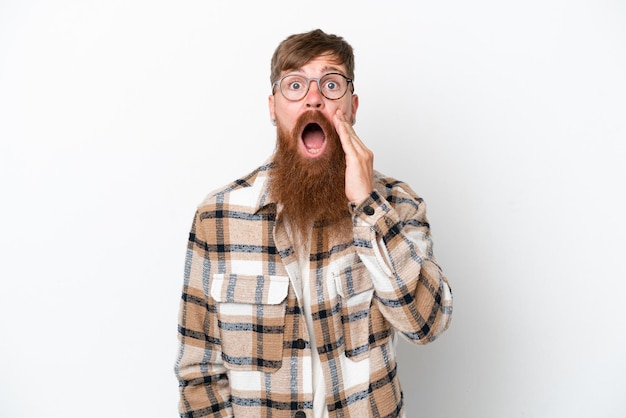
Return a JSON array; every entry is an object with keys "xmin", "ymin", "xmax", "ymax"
[
  {"xmin": 334, "ymin": 263, "xmax": 374, "ymax": 298},
  {"xmin": 211, "ymin": 274, "xmax": 290, "ymax": 305}
]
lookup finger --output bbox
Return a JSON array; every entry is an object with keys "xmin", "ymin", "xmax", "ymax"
[{"xmin": 333, "ymin": 109, "xmax": 359, "ymax": 153}]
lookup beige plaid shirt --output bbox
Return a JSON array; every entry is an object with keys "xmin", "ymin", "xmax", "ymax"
[{"xmin": 175, "ymin": 160, "xmax": 453, "ymax": 417}]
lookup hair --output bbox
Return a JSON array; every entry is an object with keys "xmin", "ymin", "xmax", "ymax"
[{"xmin": 270, "ymin": 29, "xmax": 355, "ymax": 85}]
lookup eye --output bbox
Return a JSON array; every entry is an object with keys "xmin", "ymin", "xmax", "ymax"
[
  {"xmin": 289, "ymin": 81, "xmax": 303, "ymax": 90},
  {"xmin": 325, "ymin": 80, "xmax": 338, "ymax": 90},
  {"xmin": 322, "ymin": 74, "xmax": 345, "ymax": 91},
  {"xmin": 283, "ymin": 75, "xmax": 307, "ymax": 91}
]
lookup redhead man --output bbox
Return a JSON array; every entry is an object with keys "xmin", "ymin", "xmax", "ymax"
[{"xmin": 175, "ymin": 29, "xmax": 452, "ymax": 418}]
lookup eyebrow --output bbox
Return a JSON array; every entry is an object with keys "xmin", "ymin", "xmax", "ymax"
[{"xmin": 287, "ymin": 65, "xmax": 345, "ymax": 76}]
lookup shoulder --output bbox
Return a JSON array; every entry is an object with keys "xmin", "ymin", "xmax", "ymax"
[
  {"xmin": 373, "ymin": 170, "xmax": 424, "ymax": 203},
  {"xmin": 372, "ymin": 170, "xmax": 429, "ymax": 221},
  {"xmin": 197, "ymin": 162, "xmax": 272, "ymax": 212}
]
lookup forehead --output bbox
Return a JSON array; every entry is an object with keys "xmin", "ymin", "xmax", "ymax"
[{"xmin": 281, "ymin": 55, "xmax": 347, "ymax": 77}]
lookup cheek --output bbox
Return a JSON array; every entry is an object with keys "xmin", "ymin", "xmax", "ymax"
[
  {"xmin": 336, "ymin": 98, "xmax": 355, "ymax": 117},
  {"xmin": 273, "ymin": 106, "xmax": 299, "ymax": 131},
  {"xmin": 275, "ymin": 117, "xmax": 295, "ymax": 136}
]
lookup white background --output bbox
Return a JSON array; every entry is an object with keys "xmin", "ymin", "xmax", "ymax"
[{"xmin": 1, "ymin": 1, "xmax": 625, "ymax": 417}]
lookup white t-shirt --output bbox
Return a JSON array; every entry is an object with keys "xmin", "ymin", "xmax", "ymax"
[
  {"xmin": 300, "ymin": 253, "xmax": 328, "ymax": 418},
  {"xmin": 288, "ymin": 223, "xmax": 329, "ymax": 418}
]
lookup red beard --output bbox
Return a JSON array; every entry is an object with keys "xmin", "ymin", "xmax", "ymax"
[{"xmin": 269, "ymin": 110, "xmax": 351, "ymax": 240}]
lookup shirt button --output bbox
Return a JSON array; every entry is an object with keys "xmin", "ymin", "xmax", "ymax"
[
  {"xmin": 294, "ymin": 411, "xmax": 306, "ymax": 418},
  {"xmin": 363, "ymin": 205, "xmax": 375, "ymax": 215},
  {"xmin": 295, "ymin": 339, "xmax": 306, "ymax": 349}
]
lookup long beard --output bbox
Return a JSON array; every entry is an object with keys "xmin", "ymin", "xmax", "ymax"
[{"xmin": 269, "ymin": 110, "xmax": 351, "ymax": 241}]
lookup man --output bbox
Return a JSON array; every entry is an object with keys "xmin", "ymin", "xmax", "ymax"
[{"xmin": 175, "ymin": 29, "xmax": 452, "ymax": 418}]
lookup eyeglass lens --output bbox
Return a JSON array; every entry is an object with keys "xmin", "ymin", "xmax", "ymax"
[{"xmin": 279, "ymin": 73, "xmax": 349, "ymax": 101}]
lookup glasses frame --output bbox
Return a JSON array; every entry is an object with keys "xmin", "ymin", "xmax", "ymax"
[{"xmin": 272, "ymin": 72, "xmax": 354, "ymax": 101}]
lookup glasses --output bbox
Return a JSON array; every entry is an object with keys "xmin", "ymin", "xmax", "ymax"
[{"xmin": 272, "ymin": 72, "xmax": 353, "ymax": 101}]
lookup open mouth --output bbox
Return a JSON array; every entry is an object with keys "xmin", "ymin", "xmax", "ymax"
[{"xmin": 301, "ymin": 122, "xmax": 327, "ymax": 157}]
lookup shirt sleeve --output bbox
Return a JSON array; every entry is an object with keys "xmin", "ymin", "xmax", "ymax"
[
  {"xmin": 350, "ymin": 183, "xmax": 453, "ymax": 344},
  {"xmin": 174, "ymin": 210, "xmax": 233, "ymax": 417}
]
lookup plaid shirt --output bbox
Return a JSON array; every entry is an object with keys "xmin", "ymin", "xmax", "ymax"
[{"xmin": 175, "ymin": 160, "xmax": 453, "ymax": 418}]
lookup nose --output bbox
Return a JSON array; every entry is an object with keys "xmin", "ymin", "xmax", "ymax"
[{"xmin": 305, "ymin": 79, "xmax": 323, "ymax": 108}]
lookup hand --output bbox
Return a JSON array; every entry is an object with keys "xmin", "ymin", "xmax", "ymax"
[{"xmin": 333, "ymin": 109, "xmax": 375, "ymax": 203}]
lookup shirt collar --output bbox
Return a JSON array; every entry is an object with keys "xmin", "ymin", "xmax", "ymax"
[{"xmin": 252, "ymin": 156, "xmax": 279, "ymax": 214}]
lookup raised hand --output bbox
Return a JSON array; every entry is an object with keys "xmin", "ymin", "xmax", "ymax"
[{"xmin": 333, "ymin": 108, "xmax": 375, "ymax": 204}]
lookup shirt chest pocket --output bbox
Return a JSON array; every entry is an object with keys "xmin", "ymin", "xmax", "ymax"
[
  {"xmin": 210, "ymin": 273, "xmax": 289, "ymax": 372},
  {"xmin": 334, "ymin": 263, "xmax": 375, "ymax": 361}
]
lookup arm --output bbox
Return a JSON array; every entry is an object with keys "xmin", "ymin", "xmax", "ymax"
[
  {"xmin": 175, "ymin": 211, "xmax": 233, "ymax": 417},
  {"xmin": 333, "ymin": 110, "xmax": 452, "ymax": 343},
  {"xmin": 351, "ymin": 186, "xmax": 453, "ymax": 343}
]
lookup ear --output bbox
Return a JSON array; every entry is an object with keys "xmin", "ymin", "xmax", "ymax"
[
  {"xmin": 268, "ymin": 94, "xmax": 276, "ymax": 121},
  {"xmin": 351, "ymin": 94, "xmax": 359, "ymax": 125}
]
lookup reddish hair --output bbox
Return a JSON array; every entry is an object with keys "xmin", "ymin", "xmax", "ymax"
[{"xmin": 270, "ymin": 29, "xmax": 355, "ymax": 85}]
